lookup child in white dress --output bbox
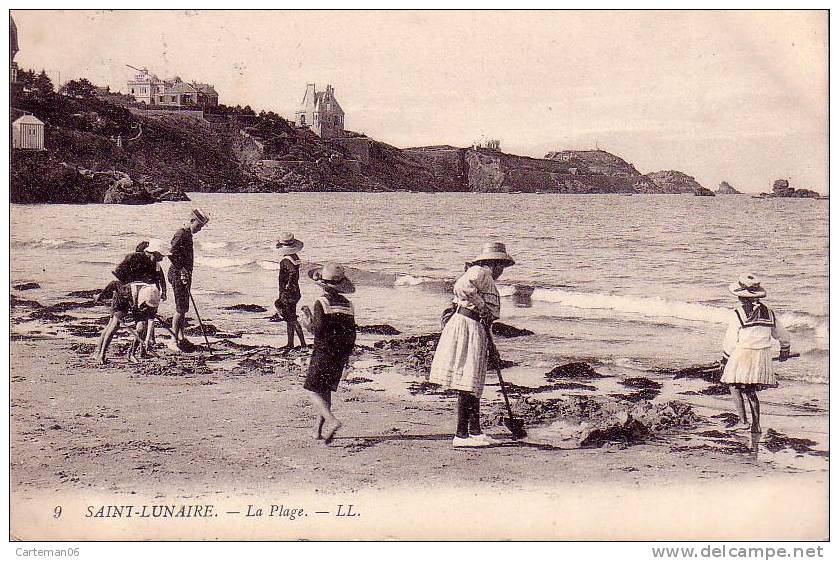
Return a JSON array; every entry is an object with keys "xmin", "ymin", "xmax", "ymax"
[{"xmin": 720, "ymin": 274, "xmax": 791, "ymax": 433}]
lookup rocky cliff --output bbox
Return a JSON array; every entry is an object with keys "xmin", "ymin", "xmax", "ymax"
[
  {"xmin": 641, "ymin": 170, "xmax": 704, "ymax": 194},
  {"xmin": 402, "ymin": 147, "xmax": 649, "ymax": 193},
  {"xmin": 11, "ymin": 79, "xmax": 724, "ymax": 201}
]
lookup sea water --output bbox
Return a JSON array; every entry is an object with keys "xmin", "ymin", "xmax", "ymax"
[{"xmin": 10, "ymin": 192, "xmax": 828, "ymax": 387}]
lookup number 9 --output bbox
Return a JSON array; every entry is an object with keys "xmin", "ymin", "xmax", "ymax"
[{"xmin": 53, "ymin": 506, "xmax": 62, "ymax": 518}]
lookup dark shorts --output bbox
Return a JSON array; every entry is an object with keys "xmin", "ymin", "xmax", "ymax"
[
  {"xmin": 110, "ymin": 284, "xmax": 132, "ymax": 316},
  {"xmin": 168, "ymin": 268, "xmax": 191, "ymax": 314},
  {"xmin": 304, "ymin": 351, "xmax": 345, "ymax": 394},
  {"xmin": 275, "ymin": 293, "xmax": 300, "ymax": 321}
]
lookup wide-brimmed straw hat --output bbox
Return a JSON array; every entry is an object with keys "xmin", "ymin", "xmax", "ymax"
[
  {"xmin": 472, "ymin": 242, "xmax": 515, "ymax": 266},
  {"xmin": 145, "ymin": 238, "xmax": 171, "ymax": 256},
  {"xmin": 308, "ymin": 263, "xmax": 355, "ymax": 294},
  {"xmin": 729, "ymin": 273, "xmax": 766, "ymax": 299},
  {"xmin": 190, "ymin": 208, "xmax": 210, "ymax": 226},
  {"xmin": 275, "ymin": 232, "xmax": 304, "ymax": 255}
]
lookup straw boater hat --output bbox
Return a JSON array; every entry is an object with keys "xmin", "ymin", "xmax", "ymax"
[
  {"xmin": 729, "ymin": 273, "xmax": 766, "ymax": 299},
  {"xmin": 308, "ymin": 263, "xmax": 355, "ymax": 294},
  {"xmin": 275, "ymin": 232, "xmax": 304, "ymax": 255},
  {"xmin": 145, "ymin": 238, "xmax": 171, "ymax": 256},
  {"xmin": 191, "ymin": 208, "xmax": 210, "ymax": 226},
  {"xmin": 472, "ymin": 242, "xmax": 515, "ymax": 266}
]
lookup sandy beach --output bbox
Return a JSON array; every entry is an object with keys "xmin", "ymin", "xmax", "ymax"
[{"xmin": 9, "ymin": 288, "xmax": 829, "ymax": 541}]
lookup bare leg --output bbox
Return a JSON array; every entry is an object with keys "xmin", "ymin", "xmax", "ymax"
[
  {"xmin": 306, "ymin": 389, "xmax": 341, "ymax": 443},
  {"xmin": 728, "ymin": 385, "xmax": 747, "ymax": 424},
  {"xmin": 127, "ymin": 321, "xmax": 146, "ymax": 363},
  {"xmin": 313, "ymin": 417, "xmax": 325, "ymax": 440},
  {"xmin": 280, "ymin": 321, "xmax": 294, "ymax": 352},
  {"xmin": 95, "ymin": 314, "xmax": 123, "ymax": 365},
  {"xmin": 145, "ymin": 317, "xmax": 156, "ymax": 349},
  {"xmin": 172, "ymin": 311, "xmax": 185, "ymax": 343},
  {"xmin": 744, "ymin": 390, "xmax": 761, "ymax": 433}
]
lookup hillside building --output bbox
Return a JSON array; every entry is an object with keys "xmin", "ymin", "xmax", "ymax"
[
  {"xmin": 128, "ymin": 68, "xmax": 218, "ymax": 108},
  {"xmin": 294, "ymin": 84, "xmax": 344, "ymax": 139},
  {"xmin": 12, "ymin": 114, "xmax": 45, "ymax": 150}
]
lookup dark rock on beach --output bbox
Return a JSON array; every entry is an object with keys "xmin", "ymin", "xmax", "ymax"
[
  {"xmin": 667, "ymin": 363, "xmax": 721, "ymax": 383},
  {"xmin": 763, "ymin": 429, "xmax": 827, "ymax": 456},
  {"xmin": 491, "ymin": 322, "xmax": 534, "ymax": 338},
  {"xmin": 544, "ymin": 362, "xmax": 605, "ymax": 381},
  {"xmin": 619, "ymin": 377, "xmax": 663, "ymax": 390},
  {"xmin": 699, "ymin": 384, "xmax": 730, "ymax": 396},
  {"xmin": 11, "ymin": 295, "xmax": 43, "ymax": 309},
  {"xmin": 406, "ymin": 380, "xmax": 457, "ymax": 397},
  {"xmin": 612, "ymin": 389, "xmax": 661, "ymax": 402},
  {"xmin": 66, "ymin": 289, "xmax": 101, "ymax": 299},
  {"xmin": 12, "ymin": 282, "xmax": 40, "ymax": 291},
  {"xmin": 223, "ymin": 304, "xmax": 268, "ymax": 313},
  {"xmin": 580, "ymin": 416, "xmax": 650, "ymax": 448},
  {"xmin": 357, "ymin": 324, "xmax": 402, "ymax": 336}
]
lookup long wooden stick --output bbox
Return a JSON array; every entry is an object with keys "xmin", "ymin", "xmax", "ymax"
[{"xmin": 189, "ymin": 293, "xmax": 213, "ymax": 355}]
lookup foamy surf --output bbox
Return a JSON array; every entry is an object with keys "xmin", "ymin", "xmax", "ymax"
[
  {"xmin": 394, "ymin": 275, "xmax": 425, "ymax": 287},
  {"xmin": 195, "ymin": 256, "xmax": 255, "ymax": 269}
]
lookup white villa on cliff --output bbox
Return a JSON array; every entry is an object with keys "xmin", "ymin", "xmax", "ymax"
[
  {"xmin": 127, "ymin": 67, "xmax": 218, "ymax": 108},
  {"xmin": 294, "ymin": 84, "xmax": 344, "ymax": 139}
]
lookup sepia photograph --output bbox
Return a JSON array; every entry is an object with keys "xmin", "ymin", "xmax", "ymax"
[{"xmin": 7, "ymin": 8, "xmax": 829, "ymax": 546}]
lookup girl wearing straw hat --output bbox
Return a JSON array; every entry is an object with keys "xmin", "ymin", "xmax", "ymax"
[
  {"xmin": 300, "ymin": 263, "xmax": 357, "ymax": 444},
  {"xmin": 274, "ymin": 233, "xmax": 306, "ymax": 353},
  {"xmin": 720, "ymin": 274, "xmax": 792, "ymax": 433},
  {"xmin": 429, "ymin": 242, "xmax": 515, "ymax": 448}
]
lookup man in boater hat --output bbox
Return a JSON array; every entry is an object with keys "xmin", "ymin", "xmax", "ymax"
[{"xmin": 167, "ymin": 208, "xmax": 210, "ymax": 350}]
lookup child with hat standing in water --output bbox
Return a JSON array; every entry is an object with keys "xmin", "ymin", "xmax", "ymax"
[
  {"xmin": 274, "ymin": 232, "xmax": 306, "ymax": 353},
  {"xmin": 720, "ymin": 274, "xmax": 792, "ymax": 433},
  {"xmin": 429, "ymin": 242, "xmax": 515, "ymax": 448},
  {"xmin": 300, "ymin": 263, "xmax": 357, "ymax": 444}
]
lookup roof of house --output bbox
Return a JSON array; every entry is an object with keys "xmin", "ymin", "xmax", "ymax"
[
  {"xmin": 166, "ymin": 81, "xmax": 199, "ymax": 94},
  {"xmin": 14, "ymin": 114, "xmax": 44, "ymax": 126},
  {"xmin": 309, "ymin": 89, "xmax": 343, "ymax": 115},
  {"xmin": 193, "ymin": 83, "xmax": 218, "ymax": 96}
]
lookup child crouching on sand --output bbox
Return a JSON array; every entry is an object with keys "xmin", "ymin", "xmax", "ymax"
[
  {"xmin": 720, "ymin": 274, "xmax": 792, "ymax": 433},
  {"xmin": 300, "ymin": 263, "xmax": 357, "ymax": 444}
]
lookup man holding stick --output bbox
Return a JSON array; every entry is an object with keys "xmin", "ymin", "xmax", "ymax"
[{"xmin": 167, "ymin": 208, "xmax": 210, "ymax": 351}]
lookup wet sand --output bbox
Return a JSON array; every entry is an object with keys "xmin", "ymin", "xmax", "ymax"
[{"xmin": 9, "ymin": 291, "xmax": 829, "ymax": 540}]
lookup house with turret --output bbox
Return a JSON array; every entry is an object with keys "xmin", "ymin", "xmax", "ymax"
[
  {"xmin": 294, "ymin": 84, "xmax": 344, "ymax": 139},
  {"xmin": 127, "ymin": 67, "xmax": 218, "ymax": 108}
]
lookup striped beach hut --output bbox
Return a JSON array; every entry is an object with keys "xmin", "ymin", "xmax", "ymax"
[{"xmin": 12, "ymin": 114, "xmax": 45, "ymax": 150}]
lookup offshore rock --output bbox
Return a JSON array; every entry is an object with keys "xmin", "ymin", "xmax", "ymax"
[
  {"xmin": 716, "ymin": 181, "xmax": 741, "ymax": 195},
  {"xmin": 642, "ymin": 170, "xmax": 704, "ymax": 194}
]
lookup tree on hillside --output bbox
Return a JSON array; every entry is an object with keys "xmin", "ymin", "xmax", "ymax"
[
  {"xmin": 33, "ymin": 70, "xmax": 55, "ymax": 99},
  {"xmin": 16, "ymin": 68, "xmax": 35, "ymax": 89},
  {"xmin": 60, "ymin": 78, "xmax": 98, "ymax": 99}
]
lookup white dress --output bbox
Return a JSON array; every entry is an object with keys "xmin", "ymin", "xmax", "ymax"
[
  {"xmin": 428, "ymin": 265, "xmax": 501, "ymax": 397},
  {"xmin": 721, "ymin": 303, "xmax": 791, "ymax": 387}
]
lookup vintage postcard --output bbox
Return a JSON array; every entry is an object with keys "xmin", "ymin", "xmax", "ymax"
[{"xmin": 8, "ymin": 9, "xmax": 829, "ymax": 544}]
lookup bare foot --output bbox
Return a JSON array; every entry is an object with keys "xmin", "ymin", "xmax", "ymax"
[
  {"xmin": 94, "ymin": 354, "xmax": 107, "ymax": 366},
  {"xmin": 127, "ymin": 353, "xmax": 139, "ymax": 364},
  {"xmin": 323, "ymin": 419, "xmax": 343, "ymax": 445}
]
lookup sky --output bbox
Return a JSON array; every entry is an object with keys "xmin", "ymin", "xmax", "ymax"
[{"xmin": 12, "ymin": 10, "xmax": 828, "ymax": 193}]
